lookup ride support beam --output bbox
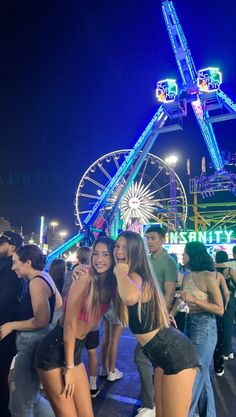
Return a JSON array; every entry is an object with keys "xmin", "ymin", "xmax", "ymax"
[
  {"xmin": 47, "ymin": 232, "xmax": 85, "ymax": 265},
  {"xmin": 83, "ymin": 105, "xmax": 166, "ymax": 226},
  {"xmin": 162, "ymin": 1, "xmax": 197, "ymax": 87},
  {"xmin": 191, "ymin": 99, "xmax": 224, "ymax": 171}
]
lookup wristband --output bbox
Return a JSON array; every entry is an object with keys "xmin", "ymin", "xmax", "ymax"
[{"xmin": 64, "ymin": 363, "xmax": 74, "ymax": 369}]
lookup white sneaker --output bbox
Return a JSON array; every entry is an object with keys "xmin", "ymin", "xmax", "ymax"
[
  {"xmin": 107, "ymin": 368, "xmax": 123, "ymax": 381},
  {"xmin": 216, "ymin": 369, "xmax": 224, "ymax": 377},
  {"xmin": 134, "ymin": 407, "xmax": 156, "ymax": 417},
  {"xmin": 228, "ymin": 353, "xmax": 234, "ymax": 359},
  {"xmin": 90, "ymin": 387, "xmax": 101, "ymax": 398},
  {"xmin": 99, "ymin": 367, "xmax": 108, "ymax": 377},
  {"xmin": 223, "ymin": 355, "xmax": 229, "ymax": 360}
]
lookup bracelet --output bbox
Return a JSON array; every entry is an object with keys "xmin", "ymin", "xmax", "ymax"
[{"xmin": 64, "ymin": 363, "xmax": 74, "ymax": 369}]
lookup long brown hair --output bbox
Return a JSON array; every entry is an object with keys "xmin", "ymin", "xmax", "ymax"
[
  {"xmin": 116, "ymin": 231, "xmax": 169, "ymax": 329},
  {"xmin": 84, "ymin": 237, "xmax": 116, "ymax": 322},
  {"xmin": 49, "ymin": 258, "xmax": 66, "ymax": 294}
]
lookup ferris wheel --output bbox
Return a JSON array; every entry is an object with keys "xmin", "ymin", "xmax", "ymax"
[{"xmin": 74, "ymin": 149, "xmax": 188, "ymax": 232}]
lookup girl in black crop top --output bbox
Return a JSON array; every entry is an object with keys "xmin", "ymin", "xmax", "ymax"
[
  {"xmin": 113, "ymin": 231, "xmax": 199, "ymax": 417},
  {"xmin": 0, "ymin": 244, "xmax": 61, "ymax": 417}
]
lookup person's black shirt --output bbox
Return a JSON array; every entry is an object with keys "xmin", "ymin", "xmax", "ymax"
[{"xmin": 0, "ymin": 256, "xmax": 22, "ymax": 349}]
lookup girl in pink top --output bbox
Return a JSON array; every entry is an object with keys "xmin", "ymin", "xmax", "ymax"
[{"xmin": 36, "ymin": 237, "xmax": 116, "ymax": 417}]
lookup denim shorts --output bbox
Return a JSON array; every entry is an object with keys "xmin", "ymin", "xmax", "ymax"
[
  {"xmin": 104, "ymin": 302, "xmax": 121, "ymax": 325},
  {"xmin": 142, "ymin": 327, "xmax": 199, "ymax": 375},
  {"xmin": 35, "ymin": 323, "xmax": 85, "ymax": 370}
]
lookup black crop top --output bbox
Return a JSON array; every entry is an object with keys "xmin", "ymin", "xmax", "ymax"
[
  {"xmin": 127, "ymin": 301, "xmax": 157, "ymax": 334},
  {"xmin": 18, "ymin": 275, "xmax": 56, "ymax": 323}
]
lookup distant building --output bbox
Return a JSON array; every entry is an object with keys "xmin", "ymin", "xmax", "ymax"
[{"xmin": 0, "ymin": 217, "xmax": 11, "ymax": 234}]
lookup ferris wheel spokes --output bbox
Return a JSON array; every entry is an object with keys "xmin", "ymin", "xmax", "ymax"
[{"xmin": 75, "ymin": 150, "xmax": 187, "ymax": 232}]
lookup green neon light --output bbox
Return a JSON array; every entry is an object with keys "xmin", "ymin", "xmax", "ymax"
[{"xmin": 166, "ymin": 230, "xmax": 234, "ymax": 245}]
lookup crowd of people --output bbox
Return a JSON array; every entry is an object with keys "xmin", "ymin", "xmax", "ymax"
[{"xmin": 0, "ymin": 227, "xmax": 235, "ymax": 417}]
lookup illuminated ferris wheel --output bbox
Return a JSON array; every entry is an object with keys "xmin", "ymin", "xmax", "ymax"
[{"xmin": 75, "ymin": 149, "xmax": 188, "ymax": 231}]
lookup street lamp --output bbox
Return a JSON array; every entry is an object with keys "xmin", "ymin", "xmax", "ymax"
[
  {"xmin": 165, "ymin": 155, "xmax": 178, "ymax": 166},
  {"xmin": 29, "ymin": 232, "xmax": 35, "ymax": 244},
  {"xmin": 50, "ymin": 221, "xmax": 59, "ymax": 234},
  {"xmin": 165, "ymin": 155, "xmax": 179, "ymax": 230},
  {"xmin": 59, "ymin": 230, "xmax": 68, "ymax": 243}
]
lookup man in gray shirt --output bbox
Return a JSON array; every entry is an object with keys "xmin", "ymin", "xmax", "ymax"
[{"xmin": 134, "ymin": 225, "xmax": 178, "ymax": 417}]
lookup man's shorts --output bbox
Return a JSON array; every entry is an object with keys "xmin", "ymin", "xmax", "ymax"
[
  {"xmin": 85, "ymin": 329, "xmax": 100, "ymax": 350},
  {"xmin": 104, "ymin": 302, "xmax": 121, "ymax": 325}
]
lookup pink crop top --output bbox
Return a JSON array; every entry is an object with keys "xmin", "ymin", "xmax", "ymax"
[{"xmin": 63, "ymin": 296, "xmax": 110, "ymax": 324}]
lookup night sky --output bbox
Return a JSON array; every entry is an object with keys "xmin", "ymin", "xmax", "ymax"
[{"xmin": 1, "ymin": 0, "xmax": 236, "ymax": 235}]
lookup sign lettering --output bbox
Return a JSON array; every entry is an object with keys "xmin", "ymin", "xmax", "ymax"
[{"xmin": 165, "ymin": 230, "xmax": 235, "ymax": 245}]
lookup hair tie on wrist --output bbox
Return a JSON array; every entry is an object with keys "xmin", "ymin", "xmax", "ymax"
[{"xmin": 64, "ymin": 363, "xmax": 74, "ymax": 369}]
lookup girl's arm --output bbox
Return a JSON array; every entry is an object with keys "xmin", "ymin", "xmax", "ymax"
[
  {"xmin": 170, "ymin": 274, "xmax": 189, "ymax": 316},
  {"xmin": 55, "ymin": 287, "xmax": 63, "ymax": 309},
  {"xmin": 217, "ymin": 272, "xmax": 230, "ymax": 308},
  {"xmin": 215, "ymin": 261, "xmax": 236, "ymax": 270},
  {"xmin": 62, "ymin": 273, "xmax": 91, "ymax": 398},
  {"xmin": 215, "ymin": 262, "xmax": 227, "ymax": 269},
  {"xmin": 169, "ymin": 296, "xmax": 179, "ymax": 317},
  {"xmin": 63, "ymin": 274, "xmax": 90, "ymax": 366},
  {"xmin": 228, "ymin": 268, "xmax": 236, "ymax": 285},
  {"xmin": 114, "ymin": 263, "xmax": 142, "ymax": 306},
  {"xmin": 0, "ymin": 278, "xmax": 50, "ymax": 340}
]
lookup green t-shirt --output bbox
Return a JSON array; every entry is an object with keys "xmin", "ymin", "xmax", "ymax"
[{"xmin": 148, "ymin": 249, "xmax": 178, "ymax": 294}]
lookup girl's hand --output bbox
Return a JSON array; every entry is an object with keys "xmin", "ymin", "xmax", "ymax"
[
  {"xmin": 0, "ymin": 322, "xmax": 14, "ymax": 340},
  {"xmin": 72, "ymin": 265, "xmax": 91, "ymax": 282},
  {"xmin": 113, "ymin": 263, "xmax": 129, "ymax": 276},
  {"xmin": 62, "ymin": 368, "xmax": 75, "ymax": 399},
  {"xmin": 169, "ymin": 314, "xmax": 177, "ymax": 328},
  {"xmin": 180, "ymin": 291, "xmax": 196, "ymax": 304}
]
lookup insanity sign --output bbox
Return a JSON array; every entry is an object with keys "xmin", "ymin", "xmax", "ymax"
[{"xmin": 165, "ymin": 230, "xmax": 235, "ymax": 245}]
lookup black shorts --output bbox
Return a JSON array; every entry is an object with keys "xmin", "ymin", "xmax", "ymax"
[
  {"xmin": 35, "ymin": 323, "xmax": 85, "ymax": 370},
  {"xmin": 85, "ymin": 330, "xmax": 99, "ymax": 350},
  {"xmin": 142, "ymin": 327, "xmax": 199, "ymax": 375}
]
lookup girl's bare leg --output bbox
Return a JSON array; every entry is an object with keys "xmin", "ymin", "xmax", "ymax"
[
  {"xmin": 38, "ymin": 368, "xmax": 77, "ymax": 417},
  {"xmin": 154, "ymin": 367, "xmax": 196, "ymax": 417},
  {"xmin": 154, "ymin": 367, "xmax": 163, "ymax": 417},
  {"xmin": 108, "ymin": 324, "xmax": 122, "ymax": 372},
  {"xmin": 87, "ymin": 348, "xmax": 98, "ymax": 379},
  {"xmin": 100, "ymin": 319, "xmax": 109, "ymax": 370},
  {"xmin": 73, "ymin": 363, "xmax": 94, "ymax": 417},
  {"xmin": 38, "ymin": 363, "xmax": 94, "ymax": 417}
]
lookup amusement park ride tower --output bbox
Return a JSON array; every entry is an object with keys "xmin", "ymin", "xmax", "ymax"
[{"xmin": 48, "ymin": 0, "xmax": 236, "ymax": 262}]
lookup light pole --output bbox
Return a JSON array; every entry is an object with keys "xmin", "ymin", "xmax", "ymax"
[
  {"xmin": 50, "ymin": 221, "xmax": 59, "ymax": 234},
  {"xmin": 59, "ymin": 230, "xmax": 68, "ymax": 244},
  {"xmin": 29, "ymin": 232, "xmax": 35, "ymax": 244},
  {"xmin": 39, "ymin": 216, "xmax": 45, "ymax": 248},
  {"xmin": 165, "ymin": 155, "xmax": 179, "ymax": 230},
  {"xmin": 49, "ymin": 221, "xmax": 59, "ymax": 250}
]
